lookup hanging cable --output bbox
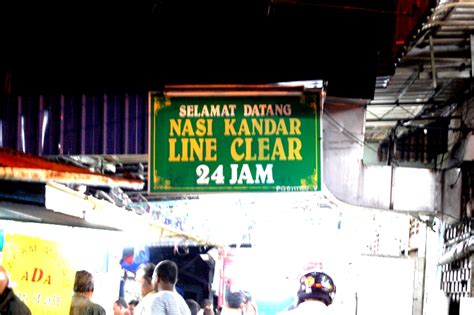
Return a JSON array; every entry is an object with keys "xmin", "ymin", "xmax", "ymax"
[{"xmin": 323, "ymin": 109, "xmax": 378, "ymax": 154}]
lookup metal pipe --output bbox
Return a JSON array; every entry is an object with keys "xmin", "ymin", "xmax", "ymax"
[
  {"xmin": 420, "ymin": 224, "xmax": 428, "ymax": 315},
  {"xmin": 429, "ymin": 35, "xmax": 438, "ymax": 90},
  {"xmin": 412, "ymin": 2, "xmax": 474, "ymax": 49},
  {"xmin": 471, "ymin": 34, "xmax": 474, "ymax": 79},
  {"xmin": 424, "ymin": 20, "xmax": 474, "ymax": 28},
  {"xmin": 438, "ymin": 236, "xmax": 474, "ymax": 265},
  {"xmin": 432, "ymin": 2, "xmax": 474, "ymax": 17},
  {"xmin": 369, "ymin": 101, "xmax": 445, "ymax": 106},
  {"xmin": 366, "ymin": 116, "xmax": 462, "ymax": 122}
]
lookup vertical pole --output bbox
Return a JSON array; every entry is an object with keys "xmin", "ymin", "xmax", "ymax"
[
  {"xmin": 17, "ymin": 95, "xmax": 22, "ymax": 151},
  {"xmin": 471, "ymin": 34, "xmax": 474, "ymax": 79},
  {"xmin": 81, "ymin": 94, "xmax": 86, "ymax": 154},
  {"xmin": 421, "ymin": 223, "xmax": 428, "ymax": 315},
  {"xmin": 38, "ymin": 95, "xmax": 43, "ymax": 154},
  {"xmin": 125, "ymin": 93, "xmax": 130, "ymax": 154},
  {"xmin": 469, "ymin": 254, "xmax": 474, "ymax": 301},
  {"xmin": 429, "ymin": 35, "xmax": 437, "ymax": 90},
  {"xmin": 59, "ymin": 95, "xmax": 64, "ymax": 155},
  {"xmin": 355, "ymin": 292, "xmax": 358, "ymax": 315},
  {"xmin": 103, "ymin": 94, "xmax": 108, "ymax": 154}
]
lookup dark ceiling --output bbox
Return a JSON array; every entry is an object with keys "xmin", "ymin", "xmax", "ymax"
[{"xmin": 2, "ymin": 0, "xmax": 409, "ymax": 99}]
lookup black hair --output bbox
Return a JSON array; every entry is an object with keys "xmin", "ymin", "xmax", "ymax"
[
  {"xmin": 200, "ymin": 298, "xmax": 212, "ymax": 308},
  {"xmin": 137, "ymin": 262, "xmax": 156, "ymax": 285},
  {"xmin": 154, "ymin": 260, "xmax": 178, "ymax": 284},
  {"xmin": 128, "ymin": 299, "xmax": 139, "ymax": 306},
  {"xmin": 115, "ymin": 298, "xmax": 128, "ymax": 308},
  {"xmin": 226, "ymin": 291, "xmax": 244, "ymax": 309}
]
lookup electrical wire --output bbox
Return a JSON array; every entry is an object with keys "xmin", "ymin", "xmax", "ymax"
[
  {"xmin": 269, "ymin": 0, "xmax": 416, "ymax": 15},
  {"xmin": 323, "ymin": 109, "xmax": 379, "ymax": 154}
]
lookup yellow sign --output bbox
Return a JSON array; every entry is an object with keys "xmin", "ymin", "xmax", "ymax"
[{"xmin": 1, "ymin": 234, "xmax": 75, "ymax": 314}]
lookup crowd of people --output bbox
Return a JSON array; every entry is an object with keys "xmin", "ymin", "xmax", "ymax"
[{"xmin": 0, "ymin": 261, "xmax": 336, "ymax": 315}]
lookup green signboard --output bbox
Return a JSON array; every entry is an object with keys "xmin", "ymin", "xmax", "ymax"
[{"xmin": 149, "ymin": 86, "xmax": 322, "ymax": 193}]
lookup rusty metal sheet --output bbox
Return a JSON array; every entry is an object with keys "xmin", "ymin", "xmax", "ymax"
[{"xmin": 0, "ymin": 147, "xmax": 144, "ymax": 190}]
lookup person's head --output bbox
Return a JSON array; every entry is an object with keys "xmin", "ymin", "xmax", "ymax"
[
  {"xmin": 152, "ymin": 260, "xmax": 178, "ymax": 291},
  {"xmin": 73, "ymin": 270, "xmax": 95, "ymax": 296},
  {"xmin": 225, "ymin": 291, "xmax": 244, "ymax": 309},
  {"xmin": 113, "ymin": 298, "xmax": 128, "ymax": 315},
  {"xmin": 203, "ymin": 308, "xmax": 215, "ymax": 315},
  {"xmin": 0, "ymin": 265, "xmax": 10, "ymax": 295},
  {"xmin": 241, "ymin": 291, "xmax": 251, "ymax": 304},
  {"xmin": 128, "ymin": 299, "xmax": 139, "ymax": 314},
  {"xmin": 200, "ymin": 298, "xmax": 212, "ymax": 310},
  {"xmin": 241, "ymin": 291, "xmax": 257, "ymax": 313},
  {"xmin": 185, "ymin": 299, "xmax": 200, "ymax": 315},
  {"xmin": 297, "ymin": 270, "xmax": 336, "ymax": 306},
  {"xmin": 136, "ymin": 262, "xmax": 156, "ymax": 297}
]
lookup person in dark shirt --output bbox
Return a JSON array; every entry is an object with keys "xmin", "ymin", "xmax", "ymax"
[
  {"xmin": 70, "ymin": 270, "xmax": 106, "ymax": 315},
  {"xmin": 0, "ymin": 265, "xmax": 31, "ymax": 315}
]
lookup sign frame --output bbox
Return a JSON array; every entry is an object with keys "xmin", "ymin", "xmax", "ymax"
[{"xmin": 148, "ymin": 85, "xmax": 323, "ymax": 193}]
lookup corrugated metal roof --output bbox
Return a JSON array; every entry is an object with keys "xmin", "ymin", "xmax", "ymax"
[{"xmin": 366, "ymin": 0, "xmax": 473, "ymax": 142}]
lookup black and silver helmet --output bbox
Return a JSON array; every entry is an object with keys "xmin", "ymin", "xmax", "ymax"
[{"xmin": 297, "ymin": 270, "xmax": 336, "ymax": 306}]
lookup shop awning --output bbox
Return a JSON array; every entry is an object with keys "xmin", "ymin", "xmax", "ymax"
[
  {"xmin": 0, "ymin": 201, "xmax": 118, "ymax": 230},
  {"xmin": 0, "ymin": 147, "xmax": 144, "ymax": 190}
]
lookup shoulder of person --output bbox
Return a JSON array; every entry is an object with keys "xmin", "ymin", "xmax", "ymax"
[
  {"xmin": 86, "ymin": 302, "xmax": 106, "ymax": 315},
  {"xmin": 9, "ymin": 294, "xmax": 32, "ymax": 315}
]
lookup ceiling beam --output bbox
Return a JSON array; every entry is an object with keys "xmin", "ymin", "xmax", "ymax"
[{"xmin": 366, "ymin": 115, "xmax": 461, "ymax": 122}]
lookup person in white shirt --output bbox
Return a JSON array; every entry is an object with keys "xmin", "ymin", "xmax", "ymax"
[
  {"xmin": 132, "ymin": 263, "xmax": 156, "ymax": 315},
  {"xmin": 141, "ymin": 260, "xmax": 191, "ymax": 315},
  {"xmin": 280, "ymin": 269, "xmax": 336, "ymax": 315}
]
